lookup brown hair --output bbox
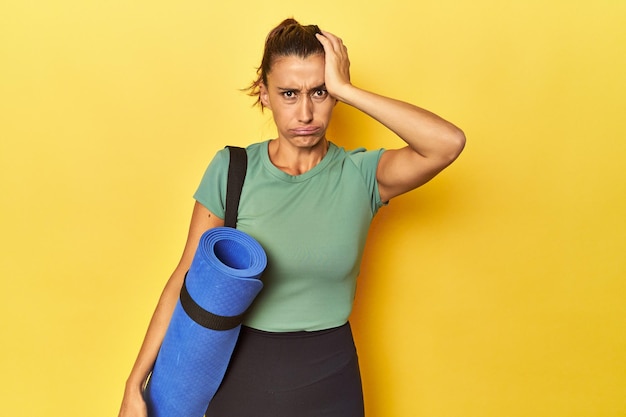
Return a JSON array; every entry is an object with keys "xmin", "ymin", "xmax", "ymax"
[{"xmin": 247, "ymin": 18, "xmax": 323, "ymax": 109}]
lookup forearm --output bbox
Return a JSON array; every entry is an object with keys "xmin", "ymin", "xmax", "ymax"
[
  {"xmin": 334, "ymin": 85, "xmax": 464, "ymax": 159},
  {"xmin": 124, "ymin": 270, "xmax": 185, "ymax": 392}
]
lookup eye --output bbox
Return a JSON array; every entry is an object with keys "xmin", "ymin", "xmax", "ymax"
[
  {"xmin": 312, "ymin": 89, "xmax": 328, "ymax": 99},
  {"xmin": 282, "ymin": 91, "xmax": 297, "ymax": 99}
]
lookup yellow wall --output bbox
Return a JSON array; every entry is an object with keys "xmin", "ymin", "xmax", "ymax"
[{"xmin": 1, "ymin": 0, "xmax": 624, "ymax": 416}]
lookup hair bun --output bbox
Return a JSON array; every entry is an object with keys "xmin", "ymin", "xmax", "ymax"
[
  {"xmin": 278, "ymin": 18, "xmax": 299, "ymax": 27},
  {"xmin": 267, "ymin": 18, "xmax": 300, "ymax": 40}
]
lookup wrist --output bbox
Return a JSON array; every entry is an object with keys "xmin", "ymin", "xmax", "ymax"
[
  {"xmin": 125, "ymin": 375, "xmax": 147, "ymax": 394},
  {"xmin": 330, "ymin": 83, "xmax": 356, "ymax": 103}
]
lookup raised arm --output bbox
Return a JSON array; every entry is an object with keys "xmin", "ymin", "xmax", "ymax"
[
  {"xmin": 316, "ymin": 30, "xmax": 466, "ymax": 202},
  {"xmin": 118, "ymin": 202, "xmax": 224, "ymax": 417}
]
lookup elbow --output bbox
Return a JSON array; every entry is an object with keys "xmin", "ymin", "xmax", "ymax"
[
  {"xmin": 453, "ymin": 127, "xmax": 466, "ymax": 157},
  {"xmin": 442, "ymin": 126, "xmax": 466, "ymax": 164}
]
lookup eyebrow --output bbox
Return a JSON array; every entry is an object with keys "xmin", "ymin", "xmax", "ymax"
[{"xmin": 276, "ymin": 84, "xmax": 327, "ymax": 94}]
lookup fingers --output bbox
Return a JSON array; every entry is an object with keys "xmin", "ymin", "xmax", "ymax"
[
  {"xmin": 315, "ymin": 28, "xmax": 352, "ymax": 93},
  {"xmin": 314, "ymin": 32, "xmax": 332, "ymax": 52},
  {"xmin": 315, "ymin": 30, "xmax": 347, "ymax": 55}
]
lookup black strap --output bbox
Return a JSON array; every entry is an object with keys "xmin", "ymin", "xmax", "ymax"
[
  {"xmin": 179, "ymin": 272, "xmax": 246, "ymax": 330},
  {"xmin": 178, "ymin": 146, "xmax": 249, "ymax": 330},
  {"xmin": 224, "ymin": 146, "xmax": 247, "ymax": 229}
]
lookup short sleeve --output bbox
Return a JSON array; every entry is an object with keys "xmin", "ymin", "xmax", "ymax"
[
  {"xmin": 192, "ymin": 148, "xmax": 230, "ymax": 219},
  {"xmin": 347, "ymin": 147, "xmax": 386, "ymax": 215}
]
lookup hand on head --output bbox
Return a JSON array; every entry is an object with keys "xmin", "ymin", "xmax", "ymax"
[{"xmin": 315, "ymin": 30, "xmax": 353, "ymax": 101}]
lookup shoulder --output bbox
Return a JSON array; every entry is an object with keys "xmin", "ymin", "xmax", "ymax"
[
  {"xmin": 332, "ymin": 143, "xmax": 385, "ymax": 169},
  {"xmin": 244, "ymin": 141, "xmax": 269, "ymax": 156},
  {"xmin": 211, "ymin": 141, "xmax": 269, "ymax": 167}
]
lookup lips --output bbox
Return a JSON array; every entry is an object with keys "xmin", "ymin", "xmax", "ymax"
[{"xmin": 290, "ymin": 126, "xmax": 321, "ymax": 136}]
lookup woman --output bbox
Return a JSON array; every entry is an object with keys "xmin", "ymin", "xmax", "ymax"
[{"xmin": 119, "ymin": 18, "xmax": 465, "ymax": 417}]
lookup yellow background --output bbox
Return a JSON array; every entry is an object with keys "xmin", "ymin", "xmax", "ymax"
[{"xmin": 1, "ymin": 0, "xmax": 625, "ymax": 416}]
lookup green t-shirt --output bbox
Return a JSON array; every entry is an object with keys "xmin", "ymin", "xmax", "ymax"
[{"xmin": 194, "ymin": 140, "xmax": 385, "ymax": 331}]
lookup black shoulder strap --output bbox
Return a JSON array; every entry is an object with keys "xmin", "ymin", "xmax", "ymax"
[{"xmin": 224, "ymin": 146, "xmax": 247, "ymax": 228}]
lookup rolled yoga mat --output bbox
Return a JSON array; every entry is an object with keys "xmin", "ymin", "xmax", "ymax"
[{"xmin": 144, "ymin": 226, "xmax": 267, "ymax": 417}]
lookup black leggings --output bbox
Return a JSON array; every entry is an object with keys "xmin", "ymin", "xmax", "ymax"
[{"xmin": 205, "ymin": 322, "xmax": 365, "ymax": 417}]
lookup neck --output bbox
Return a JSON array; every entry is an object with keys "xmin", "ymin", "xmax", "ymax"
[{"xmin": 268, "ymin": 138, "xmax": 329, "ymax": 176}]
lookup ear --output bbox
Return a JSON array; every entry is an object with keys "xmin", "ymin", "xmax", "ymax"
[{"xmin": 259, "ymin": 83, "xmax": 271, "ymax": 110}]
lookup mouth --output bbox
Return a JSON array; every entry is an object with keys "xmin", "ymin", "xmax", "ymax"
[{"xmin": 290, "ymin": 126, "xmax": 321, "ymax": 136}]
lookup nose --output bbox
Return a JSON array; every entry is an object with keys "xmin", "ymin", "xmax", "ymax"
[{"xmin": 297, "ymin": 95, "xmax": 314, "ymax": 123}]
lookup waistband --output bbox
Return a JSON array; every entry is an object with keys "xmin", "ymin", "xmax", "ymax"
[{"xmin": 240, "ymin": 321, "xmax": 351, "ymax": 339}]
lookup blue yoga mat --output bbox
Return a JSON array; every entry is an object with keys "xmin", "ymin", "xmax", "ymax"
[{"xmin": 144, "ymin": 227, "xmax": 267, "ymax": 417}]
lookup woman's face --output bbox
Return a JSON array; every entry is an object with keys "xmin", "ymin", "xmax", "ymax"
[{"xmin": 260, "ymin": 54, "xmax": 336, "ymax": 150}]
